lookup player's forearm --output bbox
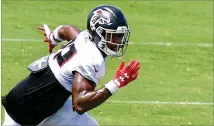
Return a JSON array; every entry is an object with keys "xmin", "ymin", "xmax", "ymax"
[
  {"xmin": 73, "ymin": 87, "xmax": 112, "ymax": 114},
  {"xmin": 58, "ymin": 25, "xmax": 81, "ymax": 41}
]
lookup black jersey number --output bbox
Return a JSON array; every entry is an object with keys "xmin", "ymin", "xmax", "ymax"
[{"xmin": 54, "ymin": 40, "xmax": 77, "ymax": 67}]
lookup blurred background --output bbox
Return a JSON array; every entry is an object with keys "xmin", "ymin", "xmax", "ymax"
[{"xmin": 1, "ymin": 0, "xmax": 213, "ymax": 125}]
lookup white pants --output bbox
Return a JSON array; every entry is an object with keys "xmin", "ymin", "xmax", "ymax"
[{"xmin": 3, "ymin": 98, "xmax": 98, "ymax": 126}]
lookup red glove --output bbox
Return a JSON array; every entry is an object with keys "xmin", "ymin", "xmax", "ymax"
[
  {"xmin": 114, "ymin": 60, "xmax": 140, "ymax": 87},
  {"xmin": 37, "ymin": 24, "xmax": 56, "ymax": 53},
  {"xmin": 105, "ymin": 60, "xmax": 140, "ymax": 94}
]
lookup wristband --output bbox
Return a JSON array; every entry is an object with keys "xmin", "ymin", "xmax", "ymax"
[
  {"xmin": 49, "ymin": 25, "xmax": 64, "ymax": 46},
  {"xmin": 49, "ymin": 33, "xmax": 59, "ymax": 46},
  {"xmin": 104, "ymin": 80, "xmax": 119, "ymax": 95},
  {"xmin": 53, "ymin": 25, "xmax": 64, "ymax": 42}
]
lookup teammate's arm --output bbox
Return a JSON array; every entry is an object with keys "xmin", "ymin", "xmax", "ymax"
[{"xmin": 72, "ymin": 60, "xmax": 140, "ymax": 114}]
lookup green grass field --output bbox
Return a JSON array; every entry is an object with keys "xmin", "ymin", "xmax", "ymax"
[{"xmin": 1, "ymin": 0, "xmax": 213, "ymax": 125}]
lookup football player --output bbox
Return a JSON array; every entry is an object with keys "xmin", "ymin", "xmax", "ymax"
[{"xmin": 2, "ymin": 5, "xmax": 140, "ymax": 126}]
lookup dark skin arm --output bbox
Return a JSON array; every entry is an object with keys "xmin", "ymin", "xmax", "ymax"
[
  {"xmin": 58, "ymin": 25, "xmax": 81, "ymax": 41},
  {"xmin": 59, "ymin": 26, "xmax": 112, "ymax": 114},
  {"xmin": 72, "ymin": 72, "xmax": 112, "ymax": 114}
]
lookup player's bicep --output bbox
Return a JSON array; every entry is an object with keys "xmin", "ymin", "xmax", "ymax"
[
  {"xmin": 72, "ymin": 72, "xmax": 95, "ymax": 104},
  {"xmin": 72, "ymin": 71, "xmax": 96, "ymax": 91}
]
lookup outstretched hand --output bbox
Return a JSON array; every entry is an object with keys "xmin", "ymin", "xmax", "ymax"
[
  {"xmin": 113, "ymin": 60, "xmax": 140, "ymax": 88},
  {"xmin": 37, "ymin": 24, "xmax": 55, "ymax": 53}
]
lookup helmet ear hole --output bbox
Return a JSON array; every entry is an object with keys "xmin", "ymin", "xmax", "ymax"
[{"xmin": 94, "ymin": 36, "xmax": 101, "ymax": 43}]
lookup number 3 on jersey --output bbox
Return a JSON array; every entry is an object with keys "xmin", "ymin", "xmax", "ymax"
[{"xmin": 54, "ymin": 42, "xmax": 77, "ymax": 67}]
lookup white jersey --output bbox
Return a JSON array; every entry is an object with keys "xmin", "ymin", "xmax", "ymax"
[{"xmin": 48, "ymin": 30, "xmax": 106, "ymax": 92}]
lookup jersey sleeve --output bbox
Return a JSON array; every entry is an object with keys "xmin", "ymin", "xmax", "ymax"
[{"xmin": 72, "ymin": 54, "xmax": 100, "ymax": 85}]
